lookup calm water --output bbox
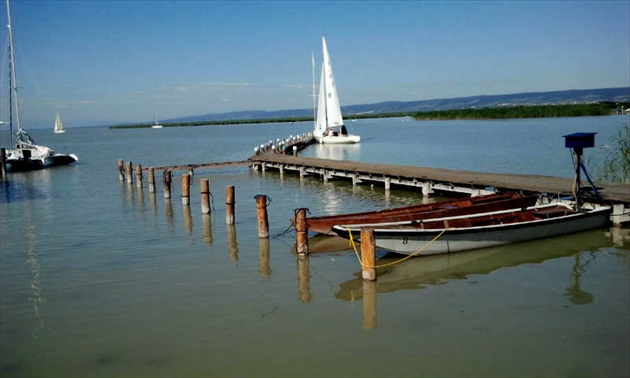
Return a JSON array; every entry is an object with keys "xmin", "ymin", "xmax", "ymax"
[{"xmin": 1, "ymin": 116, "xmax": 628, "ymax": 377}]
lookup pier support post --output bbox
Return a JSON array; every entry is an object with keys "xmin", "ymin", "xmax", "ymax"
[
  {"xmin": 163, "ymin": 169, "xmax": 172, "ymax": 199},
  {"xmin": 422, "ymin": 182, "xmax": 433, "ymax": 196},
  {"xmin": 294, "ymin": 208, "xmax": 309, "ymax": 255},
  {"xmin": 361, "ymin": 228, "xmax": 376, "ymax": 281},
  {"xmin": 148, "ymin": 167, "xmax": 155, "ymax": 193},
  {"xmin": 200, "ymin": 178, "xmax": 210, "ymax": 214},
  {"xmin": 125, "ymin": 162, "xmax": 133, "ymax": 185},
  {"xmin": 134, "ymin": 164, "xmax": 143, "ymax": 188},
  {"xmin": 1, "ymin": 148, "xmax": 7, "ymax": 181},
  {"xmin": 181, "ymin": 174, "xmax": 191, "ymax": 205},
  {"xmin": 226, "ymin": 185, "xmax": 235, "ymax": 224},
  {"xmin": 117, "ymin": 159, "xmax": 125, "ymax": 181},
  {"xmin": 384, "ymin": 177, "xmax": 391, "ymax": 191},
  {"xmin": 255, "ymin": 194, "xmax": 269, "ymax": 239}
]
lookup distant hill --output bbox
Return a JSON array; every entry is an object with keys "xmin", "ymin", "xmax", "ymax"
[{"xmin": 166, "ymin": 87, "xmax": 630, "ymax": 123}]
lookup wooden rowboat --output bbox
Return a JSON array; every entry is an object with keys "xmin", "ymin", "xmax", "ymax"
[{"xmin": 294, "ymin": 192, "xmax": 539, "ymax": 236}]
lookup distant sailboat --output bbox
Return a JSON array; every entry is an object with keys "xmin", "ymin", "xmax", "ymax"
[
  {"xmin": 151, "ymin": 114, "xmax": 163, "ymax": 129},
  {"xmin": 312, "ymin": 36, "xmax": 360, "ymax": 144},
  {"xmin": 54, "ymin": 113, "xmax": 65, "ymax": 134}
]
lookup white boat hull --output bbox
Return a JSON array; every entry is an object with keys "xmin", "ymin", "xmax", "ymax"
[
  {"xmin": 335, "ymin": 205, "xmax": 611, "ymax": 256},
  {"xmin": 314, "ymin": 134, "xmax": 361, "ymax": 144}
]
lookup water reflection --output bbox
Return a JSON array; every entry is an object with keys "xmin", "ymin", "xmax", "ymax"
[
  {"xmin": 564, "ymin": 252, "xmax": 595, "ymax": 305},
  {"xmin": 336, "ymin": 229, "xmax": 610, "ymax": 302},
  {"xmin": 202, "ymin": 214, "xmax": 213, "ymax": 245},
  {"xmin": 165, "ymin": 199, "xmax": 175, "ymax": 233},
  {"xmin": 296, "ymin": 255, "xmax": 311, "ymax": 303},
  {"xmin": 227, "ymin": 224, "xmax": 239, "ymax": 261},
  {"xmin": 308, "ymin": 143, "xmax": 361, "ymax": 161},
  {"xmin": 259, "ymin": 239, "xmax": 271, "ymax": 277},
  {"xmin": 182, "ymin": 205, "xmax": 193, "ymax": 235}
]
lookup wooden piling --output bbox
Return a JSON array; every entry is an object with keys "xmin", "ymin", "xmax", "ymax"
[
  {"xmin": 163, "ymin": 169, "xmax": 172, "ymax": 199},
  {"xmin": 255, "ymin": 194, "xmax": 269, "ymax": 239},
  {"xmin": 200, "ymin": 178, "xmax": 210, "ymax": 214},
  {"xmin": 226, "ymin": 185, "xmax": 235, "ymax": 224},
  {"xmin": 294, "ymin": 208, "xmax": 309, "ymax": 255},
  {"xmin": 134, "ymin": 163, "xmax": 143, "ymax": 188},
  {"xmin": 181, "ymin": 174, "xmax": 191, "ymax": 205},
  {"xmin": 117, "ymin": 159, "xmax": 124, "ymax": 181},
  {"xmin": 125, "ymin": 161, "xmax": 133, "ymax": 184},
  {"xmin": 1, "ymin": 148, "xmax": 7, "ymax": 181},
  {"xmin": 361, "ymin": 228, "xmax": 376, "ymax": 281},
  {"xmin": 148, "ymin": 167, "xmax": 155, "ymax": 193}
]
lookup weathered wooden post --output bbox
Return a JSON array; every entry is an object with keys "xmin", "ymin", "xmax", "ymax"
[
  {"xmin": 255, "ymin": 194, "xmax": 269, "ymax": 239},
  {"xmin": 163, "ymin": 169, "xmax": 172, "ymax": 199},
  {"xmin": 294, "ymin": 208, "xmax": 309, "ymax": 255},
  {"xmin": 361, "ymin": 228, "xmax": 376, "ymax": 281},
  {"xmin": 117, "ymin": 159, "xmax": 125, "ymax": 181},
  {"xmin": 134, "ymin": 163, "xmax": 143, "ymax": 188},
  {"xmin": 1, "ymin": 148, "xmax": 7, "ymax": 181},
  {"xmin": 125, "ymin": 161, "xmax": 133, "ymax": 185},
  {"xmin": 200, "ymin": 178, "xmax": 210, "ymax": 214},
  {"xmin": 181, "ymin": 174, "xmax": 191, "ymax": 205},
  {"xmin": 226, "ymin": 185, "xmax": 235, "ymax": 224},
  {"xmin": 148, "ymin": 167, "xmax": 155, "ymax": 193}
]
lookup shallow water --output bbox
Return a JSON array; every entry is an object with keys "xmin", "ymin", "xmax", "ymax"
[{"xmin": 1, "ymin": 116, "xmax": 628, "ymax": 377}]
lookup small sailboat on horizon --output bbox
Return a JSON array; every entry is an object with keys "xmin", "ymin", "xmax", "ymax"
[
  {"xmin": 151, "ymin": 114, "xmax": 163, "ymax": 129},
  {"xmin": 54, "ymin": 112, "xmax": 65, "ymax": 134}
]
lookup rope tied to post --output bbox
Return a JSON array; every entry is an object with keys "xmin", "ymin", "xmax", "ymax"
[
  {"xmin": 347, "ymin": 228, "xmax": 447, "ymax": 269},
  {"xmin": 254, "ymin": 194, "xmax": 273, "ymax": 208}
]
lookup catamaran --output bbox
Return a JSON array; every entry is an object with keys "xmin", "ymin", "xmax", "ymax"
[
  {"xmin": 312, "ymin": 37, "xmax": 360, "ymax": 144},
  {"xmin": 3, "ymin": 0, "xmax": 77, "ymax": 171}
]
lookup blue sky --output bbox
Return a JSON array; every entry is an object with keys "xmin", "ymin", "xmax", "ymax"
[{"xmin": 1, "ymin": 0, "xmax": 628, "ymax": 128}]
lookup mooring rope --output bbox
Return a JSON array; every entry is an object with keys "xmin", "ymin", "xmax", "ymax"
[{"xmin": 347, "ymin": 228, "xmax": 447, "ymax": 269}]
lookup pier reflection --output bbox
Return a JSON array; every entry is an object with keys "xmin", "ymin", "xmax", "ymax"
[
  {"xmin": 227, "ymin": 224, "xmax": 239, "ymax": 261},
  {"xmin": 296, "ymin": 255, "xmax": 311, "ymax": 303},
  {"xmin": 202, "ymin": 214, "xmax": 213, "ymax": 245},
  {"xmin": 165, "ymin": 199, "xmax": 175, "ymax": 233},
  {"xmin": 259, "ymin": 239, "xmax": 271, "ymax": 277}
]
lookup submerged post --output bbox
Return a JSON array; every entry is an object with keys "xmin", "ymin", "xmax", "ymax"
[
  {"xmin": 181, "ymin": 174, "xmax": 191, "ymax": 205},
  {"xmin": 134, "ymin": 163, "xmax": 143, "ymax": 188},
  {"xmin": 117, "ymin": 159, "xmax": 125, "ymax": 181},
  {"xmin": 148, "ymin": 167, "xmax": 155, "ymax": 193},
  {"xmin": 226, "ymin": 185, "xmax": 235, "ymax": 224},
  {"xmin": 361, "ymin": 228, "xmax": 376, "ymax": 281},
  {"xmin": 255, "ymin": 194, "xmax": 269, "ymax": 239},
  {"xmin": 1, "ymin": 148, "xmax": 7, "ymax": 181},
  {"xmin": 200, "ymin": 178, "xmax": 210, "ymax": 214},
  {"xmin": 294, "ymin": 208, "xmax": 309, "ymax": 255},
  {"xmin": 163, "ymin": 169, "xmax": 172, "ymax": 199}
]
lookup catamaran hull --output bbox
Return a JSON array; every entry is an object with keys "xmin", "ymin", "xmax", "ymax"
[
  {"xmin": 334, "ymin": 207, "xmax": 611, "ymax": 256},
  {"xmin": 6, "ymin": 153, "xmax": 78, "ymax": 172},
  {"xmin": 314, "ymin": 134, "xmax": 361, "ymax": 144}
]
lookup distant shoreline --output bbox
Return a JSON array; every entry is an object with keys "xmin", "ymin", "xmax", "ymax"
[{"xmin": 109, "ymin": 103, "xmax": 627, "ymax": 129}]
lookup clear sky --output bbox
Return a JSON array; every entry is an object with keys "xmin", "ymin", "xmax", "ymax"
[{"xmin": 1, "ymin": 0, "xmax": 629, "ymax": 129}]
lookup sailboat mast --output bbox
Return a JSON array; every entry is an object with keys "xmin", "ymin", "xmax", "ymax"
[
  {"xmin": 6, "ymin": 0, "xmax": 21, "ymax": 141},
  {"xmin": 311, "ymin": 53, "xmax": 316, "ymax": 128}
]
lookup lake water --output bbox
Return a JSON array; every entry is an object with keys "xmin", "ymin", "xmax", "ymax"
[{"xmin": 1, "ymin": 115, "xmax": 628, "ymax": 377}]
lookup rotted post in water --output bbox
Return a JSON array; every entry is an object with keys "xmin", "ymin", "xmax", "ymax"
[
  {"xmin": 361, "ymin": 228, "xmax": 376, "ymax": 281},
  {"xmin": 1, "ymin": 148, "xmax": 7, "ymax": 181},
  {"xmin": 255, "ymin": 194, "xmax": 269, "ymax": 239},
  {"xmin": 226, "ymin": 185, "xmax": 235, "ymax": 224},
  {"xmin": 134, "ymin": 163, "xmax": 143, "ymax": 188},
  {"xmin": 163, "ymin": 169, "xmax": 172, "ymax": 199},
  {"xmin": 125, "ymin": 162, "xmax": 133, "ymax": 185},
  {"xmin": 148, "ymin": 167, "xmax": 155, "ymax": 193},
  {"xmin": 117, "ymin": 159, "xmax": 124, "ymax": 181},
  {"xmin": 294, "ymin": 208, "xmax": 309, "ymax": 255},
  {"xmin": 200, "ymin": 178, "xmax": 210, "ymax": 214},
  {"xmin": 181, "ymin": 174, "xmax": 191, "ymax": 205}
]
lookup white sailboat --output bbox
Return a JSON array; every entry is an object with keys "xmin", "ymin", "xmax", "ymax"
[
  {"xmin": 3, "ymin": 0, "xmax": 78, "ymax": 171},
  {"xmin": 53, "ymin": 112, "xmax": 65, "ymax": 134},
  {"xmin": 151, "ymin": 114, "xmax": 163, "ymax": 129},
  {"xmin": 313, "ymin": 37, "xmax": 360, "ymax": 144}
]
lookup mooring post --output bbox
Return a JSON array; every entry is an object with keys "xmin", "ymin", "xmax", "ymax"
[
  {"xmin": 255, "ymin": 194, "xmax": 269, "ymax": 239},
  {"xmin": 226, "ymin": 185, "xmax": 235, "ymax": 224},
  {"xmin": 181, "ymin": 174, "xmax": 191, "ymax": 205},
  {"xmin": 0, "ymin": 148, "xmax": 7, "ymax": 181},
  {"xmin": 200, "ymin": 178, "xmax": 210, "ymax": 214},
  {"xmin": 148, "ymin": 167, "xmax": 155, "ymax": 193},
  {"xmin": 134, "ymin": 163, "xmax": 143, "ymax": 188},
  {"xmin": 294, "ymin": 208, "xmax": 309, "ymax": 255},
  {"xmin": 163, "ymin": 169, "xmax": 172, "ymax": 199},
  {"xmin": 117, "ymin": 159, "xmax": 124, "ymax": 181},
  {"xmin": 125, "ymin": 162, "xmax": 133, "ymax": 185},
  {"xmin": 361, "ymin": 228, "xmax": 376, "ymax": 281}
]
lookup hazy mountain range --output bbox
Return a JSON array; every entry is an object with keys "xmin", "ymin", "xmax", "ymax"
[{"xmin": 168, "ymin": 87, "xmax": 630, "ymax": 123}]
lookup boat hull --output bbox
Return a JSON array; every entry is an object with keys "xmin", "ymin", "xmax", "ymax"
[
  {"xmin": 6, "ymin": 153, "xmax": 78, "ymax": 172},
  {"xmin": 314, "ymin": 134, "xmax": 361, "ymax": 144},
  {"xmin": 334, "ymin": 206, "xmax": 611, "ymax": 256}
]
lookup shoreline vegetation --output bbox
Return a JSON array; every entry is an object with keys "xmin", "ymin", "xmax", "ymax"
[{"xmin": 109, "ymin": 102, "xmax": 627, "ymax": 129}]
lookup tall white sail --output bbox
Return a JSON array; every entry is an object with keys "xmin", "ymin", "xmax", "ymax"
[{"xmin": 321, "ymin": 37, "xmax": 343, "ymax": 128}]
